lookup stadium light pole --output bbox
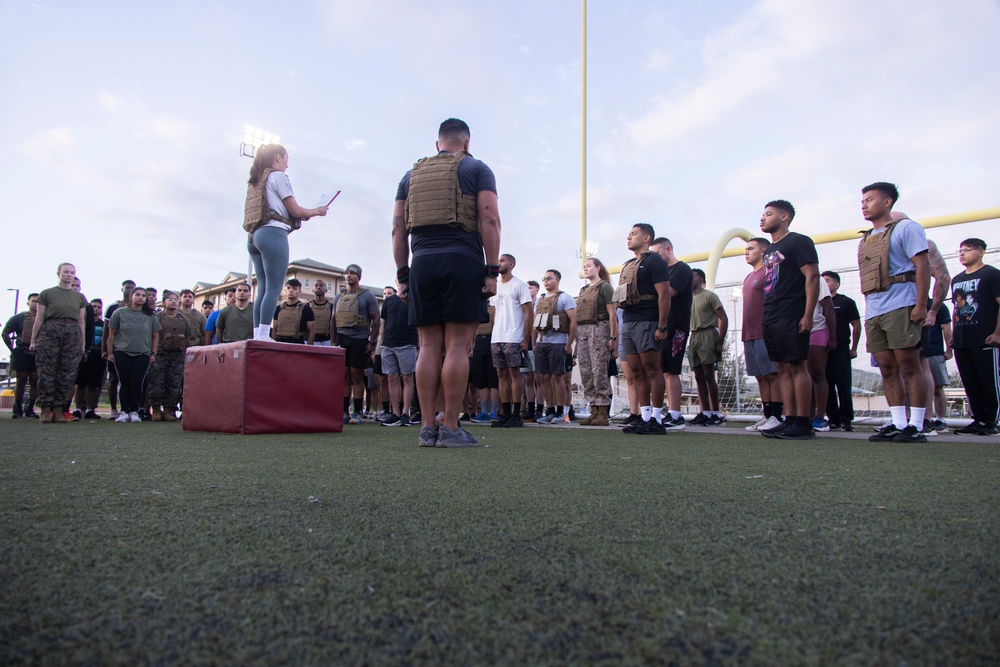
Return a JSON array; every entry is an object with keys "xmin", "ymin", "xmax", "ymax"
[
  {"xmin": 240, "ymin": 126, "xmax": 281, "ymax": 297},
  {"xmin": 6, "ymin": 288, "xmax": 19, "ymax": 318}
]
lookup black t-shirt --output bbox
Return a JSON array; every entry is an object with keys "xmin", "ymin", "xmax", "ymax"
[
  {"xmin": 951, "ymin": 265, "xmax": 1000, "ymax": 349},
  {"xmin": 622, "ymin": 252, "xmax": 670, "ymax": 323},
  {"xmin": 667, "ymin": 261, "xmax": 693, "ymax": 330},
  {"xmin": 381, "ymin": 295, "xmax": 418, "ymax": 347},
  {"xmin": 920, "ymin": 299, "xmax": 951, "ymax": 357},
  {"xmin": 762, "ymin": 232, "xmax": 819, "ymax": 323},
  {"xmin": 830, "ymin": 293, "xmax": 860, "ymax": 351}
]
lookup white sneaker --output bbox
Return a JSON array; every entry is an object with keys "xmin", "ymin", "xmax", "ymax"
[
  {"xmin": 760, "ymin": 416, "xmax": 783, "ymax": 431},
  {"xmin": 128, "ymin": 412, "xmax": 142, "ymax": 423},
  {"xmin": 745, "ymin": 416, "xmax": 768, "ymax": 431},
  {"xmin": 114, "ymin": 412, "xmax": 129, "ymax": 423},
  {"xmin": 110, "ymin": 409, "xmax": 120, "ymax": 419}
]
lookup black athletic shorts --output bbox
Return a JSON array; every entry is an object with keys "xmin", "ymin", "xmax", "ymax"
[
  {"xmin": 763, "ymin": 317, "xmax": 810, "ymax": 363},
  {"xmin": 409, "ymin": 252, "xmax": 488, "ymax": 326},
  {"xmin": 373, "ymin": 354, "xmax": 383, "ymax": 376},
  {"xmin": 471, "ymin": 347, "xmax": 499, "ymax": 389},
  {"xmin": 337, "ymin": 334, "xmax": 369, "ymax": 370},
  {"xmin": 76, "ymin": 349, "xmax": 107, "ymax": 389},
  {"xmin": 10, "ymin": 347, "xmax": 36, "ymax": 374},
  {"xmin": 659, "ymin": 327, "xmax": 689, "ymax": 375}
]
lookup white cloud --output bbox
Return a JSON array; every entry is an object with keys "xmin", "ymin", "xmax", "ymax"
[
  {"xmin": 346, "ymin": 138, "xmax": 367, "ymax": 151},
  {"xmin": 644, "ymin": 48, "xmax": 670, "ymax": 72}
]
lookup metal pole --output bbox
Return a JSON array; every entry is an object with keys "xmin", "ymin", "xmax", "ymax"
[
  {"xmin": 581, "ymin": 0, "xmax": 587, "ymax": 271},
  {"xmin": 6, "ymin": 288, "xmax": 18, "ymax": 318}
]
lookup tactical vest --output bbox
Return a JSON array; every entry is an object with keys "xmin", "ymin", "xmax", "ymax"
[
  {"xmin": 613, "ymin": 253, "xmax": 658, "ymax": 308},
  {"xmin": 18, "ymin": 312, "xmax": 36, "ymax": 347},
  {"xmin": 534, "ymin": 292, "xmax": 568, "ymax": 333},
  {"xmin": 243, "ymin": 168, "xmax": 301, "ymax": 234},
  {"xmin": 858, "ymin": 219, "xmax": 917, "ymax": 295},
  {"xmin": 309, "ymin": 299, "xmax": 333, "ymax": 337},
  {"xmin": 576, "ymin": 282, "xmax": 610, "ymax": 325},
  {"xmin": 158, "ymin": 312, "xmax": 189, "ymax": 351},
  {"xmin": 335, "ymin": 289, "xmax": 371, "ymax": 329},
  {"xmin": 404, "ymin": 151, "xmax": 479, "ymax": 233},
  {"xmin": 273, "ymin": 301, "xmax": 305, "ymax": 340},
  {"xmin": 476, "ymin": 304, "xmax": 496, "ymax": 337}
]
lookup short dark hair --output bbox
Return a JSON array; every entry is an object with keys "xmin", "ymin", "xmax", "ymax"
[
  {"xmin": 286, "ymin": 278, "xmax": 302, "ymax": 288},
  {"xmin": 224, "ymin": 287, "xmax": 237, "ymax": 295},
  {"xmin": 439, "ymin": 118, "xmax": 470, "ymax": 142},
  {"xmin": 632, "ymin": 223, "xmax": 656, "ymax": 242},
  {"xmin": 145, "ymin": 287, "xmax": 157, "ymax": 293},
  {"xmin": 500, "ymin": 253, "xmax": 516, "ymax": 265},
  {"xmin": 201, "ymin": 300, "xmax": 213, "ymax": 308},
  {"xmin": 748, "ymin": 237, "xmax": 770, "ymax": 249},
  {"xmin": 862, "ymin": 182, "xmax": 899, "ymax": 206},
  {"xmin": 765, "ymin": 200, "xmax": 795, "ymax": 221},
  {"xmin": 180, "ymin": 289, "xmax": 195, "ymax": 297},
  {"xmin": 162, "ymin": 290, "xmax": 177, "ymax": 299},
  {"xmin": 692, "ymin": 268, "xmax": 706, "ymax": 282},
  {"xmin": 546, "ymin": 269, "xmax": 562, "ymax": 281},
  {"xmin": 122, "ymin": 280, "xmax": 135, "ymax": 287},
  {"xmin": 821, "ymin": 270, "xmax": 841, "ymax": 284},
  {"xmin": 527, "ymin": 280, "xmax": 540, "ymax": 289},
  {"xmin": 383, "ymin": 286, "xmax": 397, "ymax": 294},
  {"xmin": 960, "ymin": 238, "xmax": 987, "ymax": 251},
  {"xmin": 28, "ymin": 292, "xmax": 40, "ymax": 300},
  {"xmin": 651, "ymin": 237, "xmax": 671, "ymax": 248}
]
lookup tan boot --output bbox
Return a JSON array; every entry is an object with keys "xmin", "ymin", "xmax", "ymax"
[
  {"xmin": 579, "ymin": 407, "xmax": 596, "ymax": 426},
  {"xmin": 162, "ymin": 409, "xmax": 177, "ymax": 422},
  {"xmin": 589, "ymin": 405, "xmax": 610, "ymax": 427},
  {"xmin": 151, "ymin": 406, "xmax": 163, "ymax": 422},
  {"xmin": 39, "ymin": 407, "xmax": 54, "ymax": 423}
]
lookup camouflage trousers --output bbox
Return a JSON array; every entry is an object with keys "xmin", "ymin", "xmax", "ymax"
[
  {"xmin": 577, "ymin": 321, "xmax": 612, "ymax": 407},
  {"xmin": 35, "ymin": 320, "xmax": 83, "ymax": 408},
  {"xmin": 149, "ymin": 349, "xmax": 185, "ymax": 409}
]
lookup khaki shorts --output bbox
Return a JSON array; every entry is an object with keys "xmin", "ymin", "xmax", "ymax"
[
  {"xmin": 865, "ymin": 305, "xmax": 922, "ymax": 353},
  {"xmin": 688, "ymin": 328, "xmax": 719, "ymax": 367}
]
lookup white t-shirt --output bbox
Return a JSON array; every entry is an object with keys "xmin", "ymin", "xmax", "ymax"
[
  {"xmin": 490, "ymin": 276, "xmax": 533, "ymax": 344},
  {"xmin": 263, "ymin": 171, "xmax": 295, "ymax": 231},
  {"xmin": 811, "ymin": 274, "xmax": 832, "ymax": 332}
]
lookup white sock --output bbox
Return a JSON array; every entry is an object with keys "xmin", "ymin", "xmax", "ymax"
[
  {"xmin": 641, "ymin": 406, "xmax": 652, "ymax": 421},
  {"xmin": 256, "ymin": 324, "xmax": 271, "ymax": 340},
  {"xmin": 253, "ymin": 327, "xmax": 259, "ymax": 338},
  {"xmin": 652, "ymin": 406, "xmax": 663, "ymax": 423},
  {"xmin": 702, "ymin": 410, "xmax": 711, "ymax": 417},
  {"xmin": 909, "ymin": 407, "xmax": 926, "ymax": 428},
  {"xmin": 670, "ymin": 410, "xmax": 681, "ymax": 420},
  {"xmin": 889, "ymin": 406, "xmax": 907, "ymax": 429},
  {"xmin": 713, "ymin": 411, "xmax": 721, "ymax": 417}
]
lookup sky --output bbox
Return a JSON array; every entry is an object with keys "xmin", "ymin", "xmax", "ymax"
[{"xmin": 2, "ymin": 0, "xmax": 998, "ymax": 319}]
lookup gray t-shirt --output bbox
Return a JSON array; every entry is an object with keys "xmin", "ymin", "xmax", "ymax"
[
  {"xmin": 109, "ymin": 308, "xmax": 161, "ymax": 356},
  {"xmin": 332, "ymin": 290, "xmax": 380, "ymax": 339}
]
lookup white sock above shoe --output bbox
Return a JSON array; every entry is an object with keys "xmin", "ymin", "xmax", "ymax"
[{"xmin": 256, "ymin": 324, "xmax": 271, "ymax": 340}]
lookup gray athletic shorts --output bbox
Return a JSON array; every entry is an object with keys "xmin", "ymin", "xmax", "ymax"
[
  {"xmin": 621, "ymin": 320, "xmax": 661, "ymax": 356},
  {"xmin": 927, "ymin": 354, "xmax": 949, "ymax": 387},
  {"xmin": 744, "ymin": 338, "xmax": 778, "ymax": 377},
  {"xmin": 535, "ymin": 342, "xmax": 567, "ymax": 375},
  {"xmin": 382, "ymin": 345, "xmax": 417, "ymax": 375}
]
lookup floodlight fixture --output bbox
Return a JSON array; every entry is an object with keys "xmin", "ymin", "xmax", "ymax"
[
  {"xmin": 577, "ymin": 241, "xmax": 599, "ymax": 259},
  {"xmin": 240, "ymin": 125, "xmax": 281, "ymax": 158}
]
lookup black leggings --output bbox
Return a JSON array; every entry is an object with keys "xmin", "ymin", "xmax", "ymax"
[{"xmin": 115, "ymin": 353, "xmax": 150, "ymax": 413}]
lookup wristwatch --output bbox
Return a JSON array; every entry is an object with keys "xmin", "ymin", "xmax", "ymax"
[{"xmin": 656, "ymin": 326, "xmax": 668, "ymax": 333}]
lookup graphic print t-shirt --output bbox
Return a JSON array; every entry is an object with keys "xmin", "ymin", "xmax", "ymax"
[
  {"xmin": 762, "ymin": 232, "xmax": 819, "ymax": 324},
  {"xmin": 951, "ymin": 264, "xmax": 1000, "ymax": 349}
]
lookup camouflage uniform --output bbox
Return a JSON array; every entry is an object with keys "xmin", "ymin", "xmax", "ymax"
[
  {"xmin": 149, "ymin": 349, "xmax": 185, "ymax": 410},
  {"xmin": 35, "ymin": 320, "xmax": 83, "ymax": 408}
]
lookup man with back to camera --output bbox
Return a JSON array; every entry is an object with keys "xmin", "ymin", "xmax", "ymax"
[
  {"xmin": 857, "ymin": 182, "xmax": 930, "ymax": 443},
  {"xmin": 743, "ymin": 238, "xmax": 783, "ymax": 432},
  {"xmin": 391, "ymin": 118, "xmax": 501, "ymax": 448},
  {"xmin": 614, "ymin": 223, "xmax": 671, "ymax": 435},
  {"xmin": 759, "ymin": 200, "xmax": 819, "ymax": 440},
  {"xmin": 332, "ymin": 264, "xmax": 380, "ymax": 425},
  {"xmin": 821, "ymin": 271, "xmax": 861, "ymax": 431},
  {"xmin": 949, "ymin": 238, "xmax": 1000, "ymax": 436},
  {"xmin": 649, "ymin": 237, "xmax": 693, "ymax": 430}
]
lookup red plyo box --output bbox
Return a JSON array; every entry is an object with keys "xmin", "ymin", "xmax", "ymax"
[{"xmin": 182, "ymin": 340, "xmax": 345, "ymax": 434}]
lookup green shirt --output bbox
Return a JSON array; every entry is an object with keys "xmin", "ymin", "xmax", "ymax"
[
  {"xmin": 690, "ymin": 289, "xmax": 723, "ymax": 331},
  {"xmin": 217, "ymin": 304, "xmax": 253, "ymax": 342},
  {"xmin": 109, "ymin": 307, "xmax": 162, "ymax": 356},
  {"xmin": 37, "ymin": 287, "xmax": 87, "ymax": 321}
]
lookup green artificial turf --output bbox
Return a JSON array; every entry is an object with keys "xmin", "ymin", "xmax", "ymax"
[{"xmin": 1, "ymin": 420, "xmax": 998, "ymax": 665}]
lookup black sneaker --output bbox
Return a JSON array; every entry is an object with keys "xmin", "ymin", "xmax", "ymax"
[
  {"xmin": 623, "ymin": 418, "xmax": 648, "ymax": 434},
  {"xmin": 775, "ymin": 420, "xmax": 816, "ymax": 440},
  {"xmin": 491, "ymin": 413, "xmax": 511, "ymax": 428},
  {"xmin": 662, "ymin": 415, "xmax": 687, "ymax": 430},
  {"xmin": 869, "ymin": 424, "xmax": 901, "ymax": 442},
  {"xmin": 954, "ymin": 420, "xmax": 983, "ymax": 435},
  {"xmin": 828, "ymin": 421, "xmax": 842, "ymax": 431},
  {"xmin": 841, "ymin": 421, "xmax": 854, "ymax": 432},
  {"xmin": 84, "ymin": 410, "xmax": 101, "ymax": 420},
  {"xmin": 381, "ymin": 414, "xmax": 402, "ymax": 427},
  {"xmin": 760, "ymin": 419, "xmax": 788, "ymax": 439},
  {"xmin": 705, "ymin": 414, "xmax": 725, "ymax": 426},
  {"xmin": 921, "ymin": 420, "xmax": 938, "ymax": 437},
  {"xmin": 690, "ymin": 413, "xmax": 710, "ymax": 426},
  {"xmin": 71, "ymin": 409, "xmax": 84, "ymax": 420},
  {"xmin": 459, "ymin": 412, "xmax": 472, "ymax": 422},
  {"xmin": 502, "ymin": 413, "xmax": 524, "ymax": 428},
  {"xmin": 892, "ymin": 424, "xmax": 927, "ymax": 443},
  {"xmin": 977, "ymin": 422, "xmax": 999, "ymax": 436},
  {"xmin": 930, "ymin": 419, "xmax": 948, "ymax": 431},
  {"xmin": 638, "ymin": 418, "xmax": 666, "ymax": 435}
]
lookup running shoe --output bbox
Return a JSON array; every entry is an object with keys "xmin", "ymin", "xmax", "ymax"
[
  {"xmin": 869, "ymin": 423, "xmax": 901, "ymax": 442},
  {"xmin": 418, "ymin": 426, "xmax": 438, "ymax": 447},
  {"xmin": 892, "ymin": 424, "xmax": 927, "ymax": 443},
  {"xmin": 115, "ymin": 412, "xmax": 129, "ymax": 423},
  {"xmin": 436, "ymin": 424, "xmax": 479, "ymax": 448},
  {"xmin": 812, "ymin": 418, "xmax": 831, "ymax": 432},
  {"xmin": 128, "ymin": 412, "xmax": 142, "ymax": 423},
  {"xmin": 954, "ymin": 420, "xmax": 983, "ymax": 435},
  {"xmin": 689, "ymin": 413, "xmax": 710, "ymax": 426},
  {"xmin": 381, "ymin": 414, "xmax": 402, "ymax": 427},
  {"xmin": 745, "ymin": 416, "xmax": 768, "ymax": 432},
  {"xmin": 470, "ymin": 411, "xmax": 492, "ymax": 424},
  {"xmin": 662, "ymin": 416, "xmax": 687, "ymax": 430}
]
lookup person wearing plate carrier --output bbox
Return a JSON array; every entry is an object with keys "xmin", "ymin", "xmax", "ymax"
[
  {"xmin": 575, "ymin": 257, "xmax": 616, "ymax": 427},
  {"xmin": 392, "ymin": 118, "xmax": 501, "ymax": 448},
  {"xmin": 271, "ymin": 278, "xmax": 315, "ymax": 345},
  {"xmin": 333, "ymin": 264, "xmax": 380, "ymax": 425},
  {"xmin": 615, "ymin": 223, "xmax": 671, "ymax": 435},
  {"xmin": 533, "ymin": 270, "xmax": 577, "ymax": 425},
  {"xmin": 149, "ymin": 291, "xmax": 191, "ymax": 422},
  {"xmin": 2, "ymin": 293, "xmax": 40, "ymax": 418},
  {"xmin": 309, "ymin": 279, "xmax": 334, "ymax": 346}
]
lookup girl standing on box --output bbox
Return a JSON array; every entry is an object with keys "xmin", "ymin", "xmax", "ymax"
[
  {"xmin": 29, "ymin": 262, "xmax": 88, "ymax": 423},
  {"xmin": 244, "ymin": 144, "xmax": 328, "ymax": 341},
  {"xmin": 107, "ymin": 287, "xmax": 161, "ymax": 423}
]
